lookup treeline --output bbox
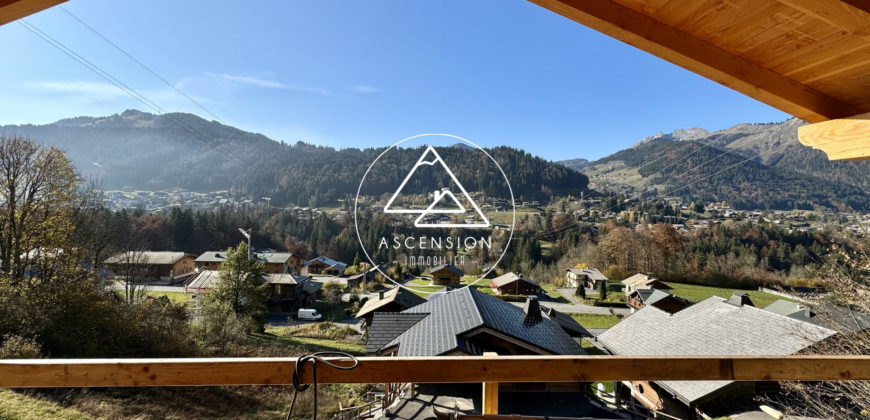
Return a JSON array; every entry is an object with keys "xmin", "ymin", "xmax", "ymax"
[
  {"xmin": 510, "ymin": 217, "xmax": 841, "ymax": 290},
  {"xmin": 234, "ymin": 143, "xmax": 589, "ymax": 207}
]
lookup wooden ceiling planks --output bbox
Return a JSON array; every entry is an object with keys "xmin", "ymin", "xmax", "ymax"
[
  {"xmin": 530, "ymin": 0, "xmax": 870, "ymax": 159},
  {"xmin": 0, "ymin": 0, "xmax": 66, "ymax": 26},
  {"xmin": 529, "ymin": 0, "xmax": 864, "ymax": 122}
]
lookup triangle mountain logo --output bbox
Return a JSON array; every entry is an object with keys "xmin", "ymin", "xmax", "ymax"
[{"xmin": 383, "ymin": 146, "xmax": 491, "ymax": 228}]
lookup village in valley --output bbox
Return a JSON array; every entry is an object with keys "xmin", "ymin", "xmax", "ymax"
[{"xmin": 94, "ymin": 187, "xmax": 870, "ymax": 419}]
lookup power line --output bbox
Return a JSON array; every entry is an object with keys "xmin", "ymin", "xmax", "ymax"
[
  {"xmin": 18, "ymin": 19, "xmax": 255, "ymax": 170},
  {"xmin": 58, "ymin": 5, "xmax": 224, "ymax": 123}
]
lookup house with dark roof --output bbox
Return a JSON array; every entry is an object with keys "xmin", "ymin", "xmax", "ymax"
[
  {"xmin": 598, "ymin": 293, "xmax": 836, "ymax": 419},
  {"xmin": 490, "ymin": 272, "xmax": 541, "ymax": 296},
  {"xmin": 564, "ymin": 267, "xmax": 608, "ymax": 289},
  {"xmin": 367, "ymin": 288, "xmax": 584, "ymax": 357},
  {"xmin": 627, "ymin": 288, "xmax": 688, "ymax": 314},
  {"xmin": 354, "ymin": 287, "xmax": 426, "ymax": 325},
  {"xmin": 428, "ymin": 264, "xmax": 463, "ymax": 286},
  {"xmin": 305, "ymin": 256, "xmax": 347, "ymax": 276}
]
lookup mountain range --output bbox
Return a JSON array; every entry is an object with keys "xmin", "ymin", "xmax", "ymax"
[
  {"xmin": 1, "ymin": 110, "xmax": 587, "ymax": 207},
  {"xmin": 563, "ymin": 119, "xmax": 870, "ymax": 212}
]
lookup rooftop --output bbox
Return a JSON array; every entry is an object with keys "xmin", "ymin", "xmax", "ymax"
[
  {"xmin": 104, "ymin": 251, "xmax": 191, "ymax": 265},
  {"xmin": 374, "ymin": 287, "xmax": 584, "ymax": 357},
  {"xmin": 490, "ymin": 272, "xmax": 540, "ymax": 288},
  {"xmin": 598, "ymin": 295, "xmax": 836, "ymax": 404},
  {"xmin": 355, "ymin": 287, "xmax": 427, "ymax": 319}
]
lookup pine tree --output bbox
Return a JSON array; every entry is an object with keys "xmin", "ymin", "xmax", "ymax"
[{"xmin": 212, "ymin": 241, "xmax": 268, "ymax": 319}]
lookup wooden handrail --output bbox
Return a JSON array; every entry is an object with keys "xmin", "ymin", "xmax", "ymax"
[{"xmin": 1, "ymin": 355, "xmax": 869, "ymax": 388}]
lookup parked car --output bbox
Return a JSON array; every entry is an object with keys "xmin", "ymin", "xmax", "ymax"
[{"xmin": 297, "ymin": 308, "xmax": 322, "ymax": 321}]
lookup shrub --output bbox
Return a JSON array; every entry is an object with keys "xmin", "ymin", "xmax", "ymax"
[
  {"xmin": 0, "ymin": 334, "xmax": 42, "ymax": 359},
  {"xmin": 286, "ymin": 322, "xmax": 357, "ymax": 340}
]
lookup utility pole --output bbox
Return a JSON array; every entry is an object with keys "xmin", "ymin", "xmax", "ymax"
[{"xmin": 238, "ymin": 228, "xmax": 253, "ymax": 260}]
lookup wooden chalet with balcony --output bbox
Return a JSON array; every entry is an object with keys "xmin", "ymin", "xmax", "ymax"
[
  {"xmin": 104, "ymin": 251, "xmax": 195, "ymax": 281},
  {"xmin": 490, "ymin": 272, "xmax": 542, "ymax": 296},
  {"xmin": 428, "ymin": 264, "xmax": 463, "ymax": 286},
  {"xmin": 195, "ymin": 250, "xmax": 301, "ymax": 274}
]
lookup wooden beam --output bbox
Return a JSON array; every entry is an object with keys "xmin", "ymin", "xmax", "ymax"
[
  {"xmin": 527, "ymin": 0, "xmax": 864, "ymax": 123},
  {"xmin": 482, "ymin": 352, "xmax": 499, "ymax": 415},
  {"xmin": 0, "ymin": 0, "xmax": 66, "ymax": 26},
  {"xmin": 2, "ymin": 356, "xmax": 870, "ymax": 388},
  {"xmin": 798, "ymin": 111, "xmax": 870, "ymax": 160}
]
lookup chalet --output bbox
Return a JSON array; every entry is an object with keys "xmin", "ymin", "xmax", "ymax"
[
  {"xmin": 194, "ymin": 250, "xmax": 301, "ymax": 274},
  {"xmin": 564, "ymin": 267, "xmax": 607, "ymax": 289},
  {"xmin": 367, "ymin": 289, "xmax": 584, "ymax": 357},
  {"xmin": 345, "ymin": 264, "xmax": 383, "ymax": 289},
  {"xmin": 598, "ymin": 293, "xmax": 836, "ymax": 419},
  {"xmin": 305, "ymin": 256, "xmax": 347, "ymax": 276},
  {"xmin": 184, "ymin": 270, "xmax": 313, "ymax": 313},
  {"xmin": 620, "ymin": 273, "xmax": 672, "ymax": 296},
  {"xmin": 490, "ymin": 272, "xmax": 541, "ymax": 296},
  {"xmin": 428, "ymin": 264, "xmax": 463, "ymax": 286},
  {"xmin": 104, "ymin": 251, "xmax": 195, "ymax": 281},
  {"xmin": 627, "ymin": 288, "xmax": 688, "ymax": 314},
  {"xmin": 354, "ymin": 287, "xmax": 426, "ymax": 325}
]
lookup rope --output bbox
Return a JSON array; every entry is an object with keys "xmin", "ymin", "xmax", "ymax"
[{"xmin": 286, "ymin": 352, "xmax": 360, "ymax": 420}]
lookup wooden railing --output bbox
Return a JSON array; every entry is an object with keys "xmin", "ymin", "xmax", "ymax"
[{"xmin": 1, "ymin": 355, "xmax": 870, "ymax": 388}]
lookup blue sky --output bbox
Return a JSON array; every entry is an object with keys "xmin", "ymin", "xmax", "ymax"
[{"xmin": 0, "ymin": 0, "xmax": 790, "ymax": 161}]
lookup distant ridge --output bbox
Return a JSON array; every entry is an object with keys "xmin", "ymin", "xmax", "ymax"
[
  {"xmin": 1, "ymin": 110, "xmax": 588, "ymax": 206},
  {"xmin": 561, "ymin": 119, "xmax": 870, "ymax": 212}
]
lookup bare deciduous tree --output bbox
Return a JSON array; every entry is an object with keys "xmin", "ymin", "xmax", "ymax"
[{"xmin": 0, "ymin": 136, "xmax": 80, "ymax": 285}]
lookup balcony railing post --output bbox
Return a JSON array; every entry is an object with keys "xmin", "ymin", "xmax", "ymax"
[{"xmin": 482, "ymin": 352, "xmax": 499, "ymax": 415}]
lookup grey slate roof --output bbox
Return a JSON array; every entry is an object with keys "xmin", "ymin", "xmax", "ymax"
[
  {"xmin": 262, "ymin": 273, "xmax": 306, "ymax": 285},
  {"xmin": 105, "ymin": 251, "xmax": 191, "ymax": 265},
  {"xmin": 541, "ymin": 305, "xmax": 592, "ymax": 337},
  {"xmin": 195, "ymin": 251, "xmax": 227, "ymax": 263},
  {"xmin": 307, "ymin": 256, "xmax": 347, "ymax": 270},
  {"xmin": 366, "ymin": 313, "xmax": 429, "ymax": 354},
  {"xmin": 566, "ymin": 267, "xmax": 608, "ymax": 281},
  {"xmin": 379, "ymin": 287, "xmax": 584, "ymax": 356},
  {"xmin": 185, "ymin": 269, "xmax": 221, "ymax": 290},
  {"xmin": 195, "ymin": 250, "xmax": 293, "ymax": 264},
  {"xmin": 763, "ymin": 299, "xmax": 806, "ymax": 317},
  {"xmin": 789, "ymin": 303, "xmax": 870, "ymax": 333},
  {"xmin": 355, "ymin": 287, "xmax": 427, "ymax": 319},
  {"xmin": 598, "ymin": 296, "xmax": 836, "ymax": 405},
  {"xmin": 632, "ymin": 288, "xmax": 673, "ymax": 305},
  {"xmin": 185, "ymin": 270, "xmax": 306, "ymax": 290},
  {"xmin": 254, "ymin": 252, "xmax": 293, "ymax": 264},
  {"xmin": 491, "ymin": 272, "xmax": 540, "ymax": 289}
]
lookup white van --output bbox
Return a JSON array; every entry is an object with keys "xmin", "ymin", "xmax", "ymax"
[{"xmin": 297, "ymin": 308, "xmax": 322, "ymax": 321}]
